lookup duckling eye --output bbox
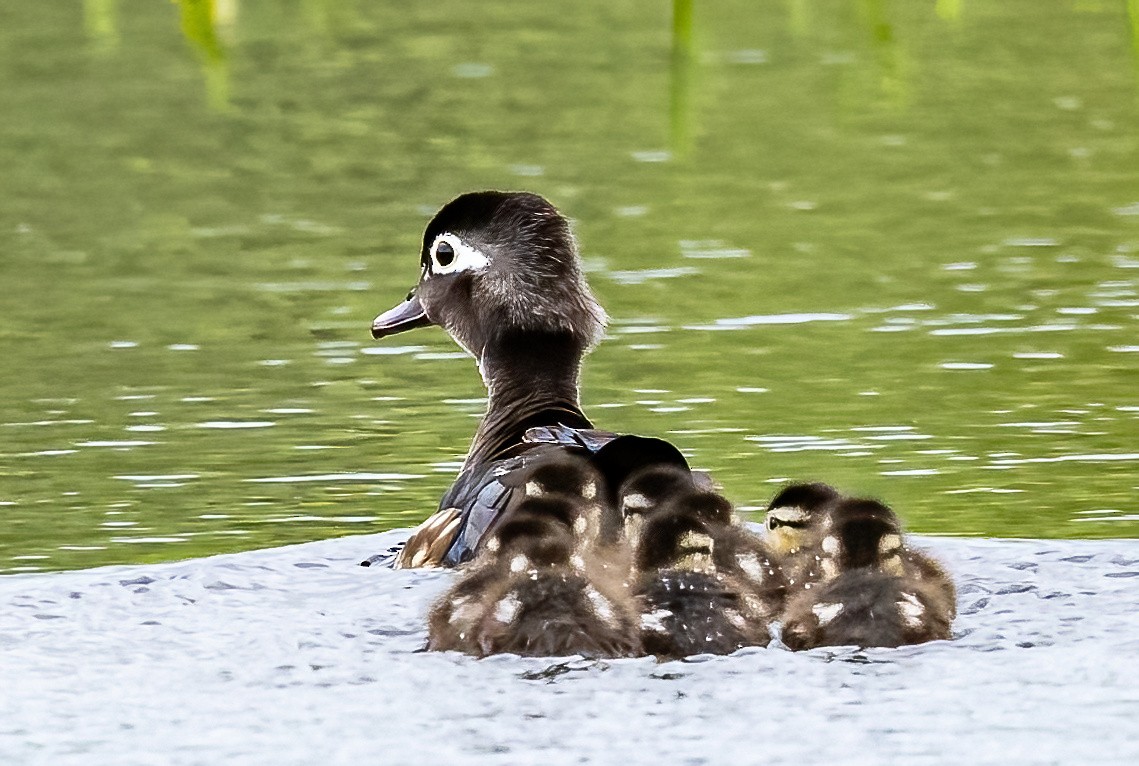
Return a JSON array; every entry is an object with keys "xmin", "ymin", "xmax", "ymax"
[{"xmin": 434, "ymin": 241, "xmax": 455, "ymax": 268}]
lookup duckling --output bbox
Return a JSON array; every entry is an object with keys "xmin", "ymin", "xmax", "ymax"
[
  {"xmin": 631, "ymin": 491, "xmax": 783, "ymax": 659},
  {"xmin": 762, "ymin": 481, "xmax": 842, "ymax": 558},
  {"xmin": 427, "ymin": 503, "xmax": 641, "ymax": 658},
  {"xmin": 776, "ymin": 496, "xmax": 956, "ymax": 650},
  {"xmin": 361, "ymin": 191, "xmax": 726, "ymax": 568},
  {"xmin": 618, "ymin": 463, "xmax": 703, "ymax": 551},
  {"xmin": 494, "ymin": 449, "xmax": 618, "ymax": 551}
]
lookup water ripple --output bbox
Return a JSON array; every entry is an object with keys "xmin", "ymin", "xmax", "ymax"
[
  {"xmin": 245, "ymin": 473, "xmax": 424, "ymax": 484},
  {"xmin": 687, "ymin": 313, "xmax": 853, "ymax": 331}
]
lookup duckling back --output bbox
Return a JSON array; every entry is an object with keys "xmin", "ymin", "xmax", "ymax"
[
  {"xmin": 472, "ymin": 558, "xmax": 642, "ymax": 658},
  {"xmin": 781, "ymin": 568, "xmax": 953, "ymax": 650},
  {"xmin": 630, "ymin": 491, "xmax": 782, "ymax": 659},
  {"xmin": 774, "ymin": 495, "xmax": 956, "ymax": 650},
  {"xmin": 427, "ymin": 454, "xmax": 641, "ymax": 659}
]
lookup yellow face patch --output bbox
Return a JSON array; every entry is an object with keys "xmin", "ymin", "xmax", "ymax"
[{"xmin": 763, "ymin": 506, "xmax": 810, "ymax": 555}]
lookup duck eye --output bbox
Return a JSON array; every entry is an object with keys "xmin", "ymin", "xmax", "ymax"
[
  {"xmin": 427, "ymin": 234, "xmax": 489, "ymax": 275},
  {"xmin": 434, "ymin": 241, "xmax": 455, "ymax": 268}
]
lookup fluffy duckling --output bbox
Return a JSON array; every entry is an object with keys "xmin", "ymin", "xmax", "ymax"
[
  {"xmin": 427, "ymin": 457, "xmax": 641, "ymax": 659},
  {"xmin": 763, "ymin": 481, "xmax": 842, "ymax": 558},
  {"xmin": 774, "ymin": 495, "xmax": 956, "ymax": 650},
  {"xmin": 618, "ymin": 463, "xmax": 705, "ymax": 550},
  {"xmin": 630, "ymin": 490, "xmax": 784, "ymax": 659},
  {"xmin": 428, "ymin": 506, "xmax": 641, "ymax": 658},
  {"xmin": 495, "ymin": 449, "xmax": 618, "ymax": 550}
]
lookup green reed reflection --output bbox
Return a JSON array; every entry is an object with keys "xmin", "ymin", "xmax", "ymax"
[
  {"xmin": 83, "ymin": 0, "xmax": 120, "ymax": 53},
  {"xmin": 935, "ymin": 0, "xmax": 962, "ymax": 23},
  {"xmin": 176, "ymin": 0, "xmax": 230, "ymax": 111},
  {"xmin": 858, "ymin": 0, "xmax": 908, "ymax": 108},
  {"xmin": 670, "ymin": 0, "xmax": 696, "ymax": 153},
  {"xmin": 1129, "ymin": 0, "xmax": 1139, "ymax": 94}
]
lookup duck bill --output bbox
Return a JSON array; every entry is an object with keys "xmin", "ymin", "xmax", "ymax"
[{"xmin": 371, "ymin": 294, "xmax": 433, "ymax": 339}]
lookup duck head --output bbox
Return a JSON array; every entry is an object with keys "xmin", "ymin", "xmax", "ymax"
[{"xmin": 371, "ymin": 191, "xmax": 607, "ymax": 366}]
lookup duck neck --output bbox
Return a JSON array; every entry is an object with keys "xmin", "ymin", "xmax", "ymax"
[{"xmin": 465, "ymin": 329, "xmax": 592, "ymax": 467}]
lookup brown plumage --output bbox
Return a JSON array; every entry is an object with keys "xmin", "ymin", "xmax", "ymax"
[
  {"xmin": 427, "ymin": 455, "xmax": 641, "ymax": 658},
  {"xmin": 629, "ymin": 488, "xmax": 785, "ymax": 659},
  {"xmin": 765, "ymin": 486, "xmax": 957, "ymax": 650},
  {"xmin": 391, "ymin": 507, "xmax": 463, "ymax": 569}
]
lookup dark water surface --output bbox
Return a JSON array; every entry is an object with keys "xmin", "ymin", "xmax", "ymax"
[{"xmin": 1, "ymin": 1, "xmax": 1137, "ymax": 572}]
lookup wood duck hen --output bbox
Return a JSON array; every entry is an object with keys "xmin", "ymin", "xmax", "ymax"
[{"xmin": 361, "ymin": 191, "xmax": 714, "ymax": 569}]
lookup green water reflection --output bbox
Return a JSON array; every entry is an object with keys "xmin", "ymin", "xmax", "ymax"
[{"xmin": 1, "ymin": 0, "xmax": 1136, "ymax": 572}]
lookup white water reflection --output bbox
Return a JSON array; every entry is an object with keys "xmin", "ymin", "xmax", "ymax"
[
  {"xmin": 114, "ymin": 474, "xmax": 199, "ymax": 482},
  {"xmin": 197, "ymin": 421, "xmax": 276, "ymax": 429},
  {"xmin": 940, "ymin": 362, "xmax": 993, "ymax": 370},
  {"xmin": 988, "ymin": 453, "xmax": 1139, "ymax": 466},
  {"xmin": 246, "ymin": 473, "xmax": 424, "ymax": 483},
  {"xmin": 687, "ymin": 312, "xmax": 853, "ymax": 330}
]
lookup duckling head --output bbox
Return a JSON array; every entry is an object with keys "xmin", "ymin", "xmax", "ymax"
[
  {"xmin": 823, "ymin": 498, "xmax": 904, "ymax": 574},
  {"xmin": 616, "ymin": 463, "xmax": 693, "ymax": 544},
  {"xmin": 371, "ymin": 191, "xmax": 607, "ymax": 366},
  {"xmin": 634, "ymin": 507, "xmax": 717, "ymax": 575},
  {"xmin": 763, "ymin": 481, "xmax": 841, "ymax": 555}
]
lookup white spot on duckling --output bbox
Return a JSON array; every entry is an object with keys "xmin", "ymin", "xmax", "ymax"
[
  {"xmin": 493, "ymin": 594, "xmax": 521, "ymax": 625},
  {"xmin": 585, "ymin": 586, "xmax": 617, "ymax": 627},
  {"xmin": 484, "ymin": 537, "xmax": 500, "ymax": 553},
  {"xmin": 640, "ymin": 608, "xmax": 674, "ymax": 633},
  {"xmin": 679, "ymin": 530, "xmax": 713, "ymax": 551},
  {"xmin": 768, "ymin": 506, "xmax": 808, "ymax": 524},
  {"xmin": 676, "ymin": 531, "xmax": 715, "ymax": 574},
  {"xmin": 812, "ymin": 602, "xmax": 844, "ymax": 626},
  {"xmin": 821, "ymin": 558, "xmax": 839, "ymax": 581},
  {"xmin": 524, "ymin": 481, "xmax": 544, "ymax": 497},
  {"xmin": 622, "ymin": 493, "xmax": 652, "ymax": 511},
  {"xmin": 573, "ymin": 516, "xmax": 588, "ymax": 536},
  {"xmin": 736, "ymin": 553, "xmax": 765, "ymax": 581},
  {"xmin": 450, "ymin": 598, "xmax": 480, "ymax": 625},
  {"xmin": 581, "ymin": 481, "xmax": 597, "ymax": 500},
  {"xmin": 897, "ymin": 592, "xmax": 925, "ymax": 628},
  {"xmin": 821, "ymin": 535, "xmax": 840, "ymax": 555},
  {"xmin": 509, "ymin": 554, "xmax": 530, "ymax": 573}
]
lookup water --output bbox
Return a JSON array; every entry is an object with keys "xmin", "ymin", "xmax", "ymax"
[
  {"xmin": 2, "ymin": 531, "xmax": 1137, "ymax": 764},
  {"xmin": 1, "ymin": 2, "xmax": 1136, "ymax": 573}
]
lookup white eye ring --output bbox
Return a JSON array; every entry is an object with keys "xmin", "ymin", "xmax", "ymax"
[{"xmin": 429, "ymin": 233, "xmax": 489, "ymax": 275}]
